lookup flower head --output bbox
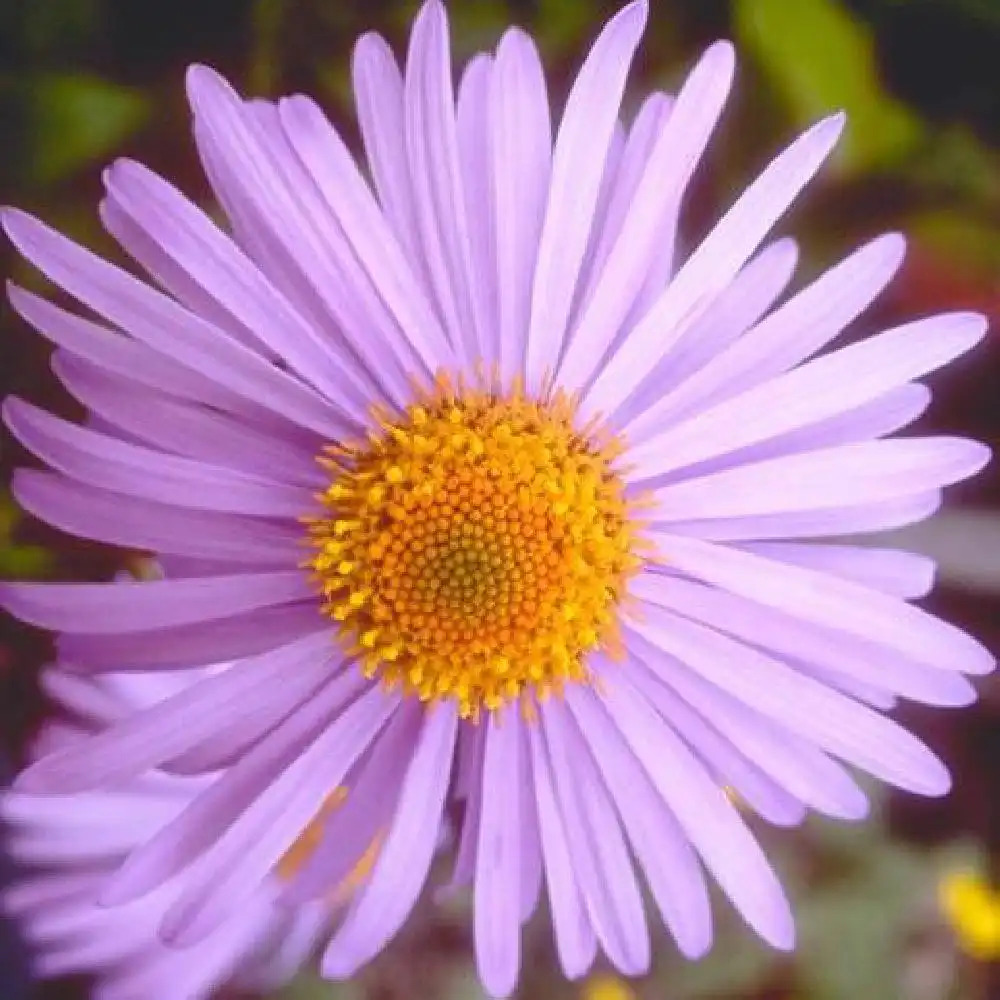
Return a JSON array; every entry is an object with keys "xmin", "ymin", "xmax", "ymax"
[
  {"xmin": 1, "ymin": 662, "xmax": 331, "ymax": 999},
  {"xmin": 1, "ymin": 1, "xmax": 993, "ymax": 996}
]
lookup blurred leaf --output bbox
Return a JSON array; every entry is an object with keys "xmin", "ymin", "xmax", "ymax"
[
  {"xmin": 796, "ymin": 843, "xmax": 929, "ymax": 1000},
  {"xmin": 533, "ymin": 0, "xmax": 599, "ymax": 57},
  {"xmin": 734, "ymin": 0, "xmax": 923, "ymax": 176},
  {"xmin": 905, "ymin": 126, "xmax": 1000, "ymax": 209},
  {"xmin": 909, "ymin": 210, "xmax": 1000, "ymax": 278},
  {"xmin": 883, "ymin": 0, "xmax": 1000, "ymax": 28},
  {"xmin": 249, "ymin": 0, "xmax": 284, "ymax": 94},
  {"xmin": 274, "ymin": 973, "xmax": 363, "ymax": 1000},
  {"xmin": 667, "ymin": 929, "xmax": 775, "ymax": 998},
  {"xmin": 27, "ymin": 73, "xmax": 149, "ymax": 184},
  {"xmin": 446, "ymin": 967, "xmax": 489, "ymax": 1000},
  {"xmin": 0, "ymin": 546, "xmax": 54, "ymax": 580},
  {"xmin": 449, "ymin": 0, "xmax": 511, "ymax": 54},
  {"xmin": 1, "ymin": 0, "xmax": 102, "ymax": 57},
  {"xmin": 0, "ymin": 493, "xmax": 54, "ymax": 581}
]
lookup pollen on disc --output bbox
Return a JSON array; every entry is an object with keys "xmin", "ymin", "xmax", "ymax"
[{"xmin": 307, "ymin": 374, "xmax": 642, "ymax": 719}]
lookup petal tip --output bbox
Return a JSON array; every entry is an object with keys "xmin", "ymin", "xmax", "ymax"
[
  {"xmin": 918, "ymin": 761, "xmax": 953, "ymax": 799},
  {"xmin": 1, "ymin": 207, "xmax": 35, "ymax": 246},
  {"xmin": 767, "ymin": 918, "xmax": 797, "ymax": 953},
  {"xmin": 11, "ymin": 760, "xmax": 59, "ymax": 794},
  {"xmin": 185, "ymin": 63, "xmax": 235, "ymax": 108},
  {"xmin": 622, "ymin": 0, "xmax": 650, "ymax": 34},
  {"xmin": 704, "ymin": 38, "xmax": 737, "ymax": 70}
]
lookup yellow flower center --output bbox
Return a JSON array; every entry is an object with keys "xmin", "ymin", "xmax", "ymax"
[{"xmin": 307, "ymin": 376, "xmax": 641, "ymax": 719}]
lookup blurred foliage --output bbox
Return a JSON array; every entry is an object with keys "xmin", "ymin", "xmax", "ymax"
[
  {"xmin": 12, "ymin": 73, "xmax": 148, "ymax": 185},
  {"xmin": 1, "ymin": 0, "xmax": 999, "ymax": 999},
  {"xmin": 734, "ymin": 0, "xmax": 923, "ymax": 175},
  {"xmin": 0, "ymin": 494, "xmax": 53, "ymax": 581}
]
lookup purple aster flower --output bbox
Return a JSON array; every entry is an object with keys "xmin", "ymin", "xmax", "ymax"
[
  {"xmin": 1, "ymin": 661, "xmax": 332, "ymax": 1000},
  {"xmin": 1, "ymin": 1, "xmax": 993, "ymax": 995}
]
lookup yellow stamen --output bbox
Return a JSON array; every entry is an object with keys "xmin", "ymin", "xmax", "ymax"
[{"xmin": 308, "ymin": 373, "xmax": 642, "ymax": 719}]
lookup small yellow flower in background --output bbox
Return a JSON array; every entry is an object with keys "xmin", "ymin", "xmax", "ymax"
[
  {"xmin": 582, "ymin": 972, "xmax": 638, "ymax": 1000},
  {"xmin": 939, "ymin": 870, "xmax": 1000, "ymax": 960}
]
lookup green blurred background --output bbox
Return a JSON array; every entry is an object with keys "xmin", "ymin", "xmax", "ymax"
[{"xmin": 1, "ymin": 0, "xmax": 999, "ymax": 998}]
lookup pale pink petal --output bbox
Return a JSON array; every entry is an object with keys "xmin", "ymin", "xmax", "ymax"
[
  {"xmin": 616, "ymin": 237, "xmax": 799, "ymax": 433},
  {"xmin": 491, "ymin": 29, "xmax": 552, "ymax": 384},
  {"xmin": 661, "ymin": 490, "xmax": 942, "ymax": 542},
  {"xmin": 585, "ymin": 113, "xmax": 845, "ymax": 420},
  {"xmin": 352, "ymin": 33, "xmax": 421, "ymax": 260},
  {"xmin": 403, "ymin": 1, "xmax": 487, "ymax": 364},
  {"xmin": 52, "ymin": 352, "xmax": 321, "ymax": 486},
  {"xmin": 525, "ymin": 723, "xmax": 596, "ymax": 979},
  {"xmin": 647, "ymin": 534, "xmax": 994, "ymax": 676},
  {"xmin": 2, "ymin": 570, "xmax": 312, "ymax": 638},
  {"xmin": 185, "ymin": 68, "xmax": 416, "ymax": 408},
  {"xmin": 321, "ymin": 702, "xmax": 458, "ymax": 976},
  {"xmin": 577, "ymin": 92, "xmax": 674, "ymax": 314},
  {"xmin": 735, "ymin": 542, "xmax": 935, "ymax": 599},
  {"xmin": 631, "ymin": 602, "xmax": 955, "ymax": 794},
  {"xmin": 102, "ymin": 668, "xmax": 369, "ymax": 906},
  {"xmin": 596, "ymin": 670, "xmax": 795, "ymax": 949},
  {"xmin": 275, "ymin": 94, "xmax": 454, "ymax": 373},
  {"xmin": 558, "ymin": 42, "xmax": 734, "ymax": 392},
  {"xmin": 629, "ymin": 312, "xmax": 986, "ymax": 479},
  {"xmin": 626, "ymin": 233, "xmax": 905, "ymax": 436},
  {"xmin": 159, "ymin": 684, "xmax": 398, "ymax": 945},
  {"xmin": 57, "ymin": 604, "xmax": 323, "ymax": 672},
  {"xmin": 540, "ymin": 699, "xmax": 650, "ymax": 975},
  {"xmin": 457, "ymin": 54, "xmax": 497, "ymax": 363},
  {"xmin": 648, "ymin": 438, "xmax": 988, "ymax": 523},
  {"xmin": 634, "ymin": 573, "xmax": 976, "ymax": 707},
  {"xmin": 16, "ymin": 632, "xmax": 335, "ymax": 793},
  {"xmin": 1, "ymin": 209, "xmax": 348, "ymax": 437},
  {"xmin": 601, "ymin": 656, "xmax": 807, "ymax": 826},
  {"xmin": 562, "ymin": 688, "xmax": 713, "ymax": 957},
  {"xmin": 524, "ymin": 1, "xmax": 648, "ymax": 388},
  {"xmin": 5, "ymin": 397, "xmax": 312, "ymax": 518},
  {"xmin": 282, "ymin": 701, "xmax": 422, "ymax": 904},
  {"xmin": 474, "ymin": 711, "xmax": 523, "ymax": 998}
]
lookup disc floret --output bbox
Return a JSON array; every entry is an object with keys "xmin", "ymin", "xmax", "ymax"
[{"xmin": 308, "ymin": 376, "xmax": 641, "ymax": 719}]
